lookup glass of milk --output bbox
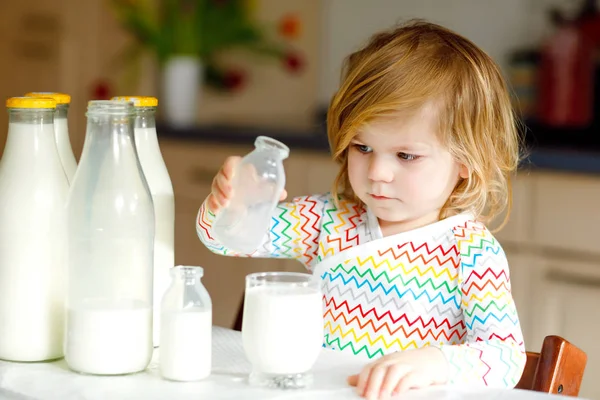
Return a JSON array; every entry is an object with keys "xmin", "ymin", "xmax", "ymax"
[{"xmin": 242, "ymin": 272, "xmax": 323, "ymax": 389}]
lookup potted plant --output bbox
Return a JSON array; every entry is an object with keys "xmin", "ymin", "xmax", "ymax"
[{"xmin": 110, "ymin": 0, "xmax": 303, "ymax": 127}]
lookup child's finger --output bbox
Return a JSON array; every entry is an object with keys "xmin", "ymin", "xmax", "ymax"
[
  {"xmin": 222, "ymin": 156, "xmax": 241, "ymax": 180},
  {"xmin": 206, "ymin": 193, "xmax": 221, "ymax": 214},
  {"xmin": 356, "ymin": 364, "xmax": 373, "ymax": 396},
  {"xmin": 392, "ymin": 371, "xmax": 426, "ymax": 395},
  {"xmin": 346, "ymin": 374, "xmax": 359, "ymax": 386},
  {"xmin": 215, "ymin": 172, "xmax": 232, "ymax": 197},
  {"xmin": 378, "ymin": 364, "xmax": 412, "ymax": 399},
  {"xmin": 364, "ymin": 364, "xmax": 387, "ymax": 400},
  {"xmin": 279, "ymin": 188, "xmax": 288, "ymax": 201},
  {"xmin": 211, "ymin": 171, "xmax": 232, "ymax": 204}
]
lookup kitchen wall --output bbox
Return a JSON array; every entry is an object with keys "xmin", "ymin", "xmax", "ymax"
[{"xmin": 317, "ymin": 0, "xmax": 574, "ymax": 105}]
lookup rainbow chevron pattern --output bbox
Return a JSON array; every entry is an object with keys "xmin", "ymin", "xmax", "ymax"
[{"xmin": 197, "ymin": 193, "xmax": 526, "ymax": 387}]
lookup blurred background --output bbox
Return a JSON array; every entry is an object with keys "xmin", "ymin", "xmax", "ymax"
[{"xmin": 1, "ymin": 1, "xmax": 600, "ymax": 397}]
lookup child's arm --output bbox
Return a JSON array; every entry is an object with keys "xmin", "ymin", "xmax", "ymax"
[
  {"xmin": 439, "ymin": 223, "xmax": 527, "ymax": 387},
  {"xmin": 196, "ymin": 193, "xmax": 325, "ymax": 269}
]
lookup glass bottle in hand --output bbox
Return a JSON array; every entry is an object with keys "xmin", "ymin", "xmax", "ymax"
[{"xmin": 212, "ymin": 136, "xmax": 289, "ymax": 253}]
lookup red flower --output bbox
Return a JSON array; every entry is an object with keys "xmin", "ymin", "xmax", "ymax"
[
  {"xmin": 283, "ymin": 51, "xmax": 304, "ymax": 73},
  {"xmin": 279, "ymin": 14, "xmax": 301, "ymax": 39},
  {"xmin": 92, "ymin": 80, "xmax": 112, "ymax": 100},
  {"xmin": 223, "ymin": 69, "xmax": 246, "ymax": 91}
]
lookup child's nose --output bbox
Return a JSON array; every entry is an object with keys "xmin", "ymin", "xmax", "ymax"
[{"xmin": 367, "ymin": 156, "xmax": 393, "ymax": 183}]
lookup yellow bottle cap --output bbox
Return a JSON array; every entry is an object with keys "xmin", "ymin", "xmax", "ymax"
[
  {"xmin": 6, "ymin": 97, "xmax": 57, "ymax": 109},
  {"xmin": 24, "ymin": 92, "xmax": 71, "ymax": 104},
  {"xmin": 112, "ymin": 96, "xmax": 158, "ymax": 107}
]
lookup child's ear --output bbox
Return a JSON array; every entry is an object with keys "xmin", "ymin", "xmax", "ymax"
[{"xmin": 458, "ymin": 163, "xmax": 469, "ymax": 179}]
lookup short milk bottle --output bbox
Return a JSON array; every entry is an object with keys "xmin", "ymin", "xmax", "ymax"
[
  {"xmin": 160, "ymin": 266, "xmax": 212, "ymax": 381},
  {"xmin": 113, "ymin": 95, "xmax": 175, "ymax": 347},
  {"xmin": 212, "ymin": 136, "xmax": 289, "ymax": 253},
  {"xmin": 65, "ymin": 100, "xmax": 154, "ymax": 375},
  {"xmin": 25, "ymin": 92, "xmax": 77, "ymax": 183},
  {"xmin": 0, "ymin": 97, "xmax": 68, "ymax": 362}
]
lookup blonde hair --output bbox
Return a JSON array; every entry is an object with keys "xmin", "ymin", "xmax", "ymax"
[{"xmin": 327, "ymin": 20, "xmax": 522, "ymax": 229}]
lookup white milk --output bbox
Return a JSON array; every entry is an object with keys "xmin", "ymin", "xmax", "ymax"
[
  {"xmin": 54, "ymin": 116, "xmax": 77, "ymax": 183},
  {"xmin": 0, "ymin": 121, "xmax": 68, "ymax": 362},
  {"xmin": 65, "ymin": 303, "xmax": 152, "ymax": 375},
  {"xmin": 135, "ymin": 126, "xmax": 175, "ymax": 347},
  {"xmin": 160, "ymin": 309, "xmax": 212, "ymax": 381},
  {"xmin": 242, "ymin": 285, "xmax": 323, "ymax": 374}
]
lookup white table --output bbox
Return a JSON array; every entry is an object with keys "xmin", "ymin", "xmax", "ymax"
[{"xmin": 0, "ymin": 327, "xmax": 586, "ymax": 400}]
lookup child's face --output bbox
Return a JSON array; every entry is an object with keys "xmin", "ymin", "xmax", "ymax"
[{"xmin": 347, "ymin": 103, "xmax": 466, "ymax": 232}]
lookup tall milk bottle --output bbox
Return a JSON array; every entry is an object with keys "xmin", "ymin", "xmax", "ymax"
[
  {"xmin": 25, "ymin": 92, "xmax": 77, "ymax": 183},
  {"xmin": 0, "ymin": 97, "xmax": 69, "ymax": 362},
  {"xmin": 65, "ymin": 100, "xmax": 154, "ymax": 375},
  {"xmin": 113, "ymin": 96, "xmax": 175, "ymax": 347}
]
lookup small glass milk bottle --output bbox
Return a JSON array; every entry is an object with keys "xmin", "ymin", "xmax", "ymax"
[
  {"xmin": 112, "ymin": 96, "xmax": 175, "ymax": 348},
  {"xmin": 65, "ymin": 100, "xmax": 154, "ymax": 375},
  {"xmin": 212, "ymin": 136, "xmax": 289, "ymax": 253},
  {"xmin": 0, "ymin": 97, "xmax": 68, "ymax": 362},
  {"xmin": 160, "ymin": 266, "xmax": 212, "ymax": 382},
  {"xmin": 25, "ymin": 92, "xmax": 77, "ymax": 183}
]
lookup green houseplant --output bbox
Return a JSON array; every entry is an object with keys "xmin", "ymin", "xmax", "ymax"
[{"xmin": 110, "ymin": 0, "xmax": 303, "ymax": 125}]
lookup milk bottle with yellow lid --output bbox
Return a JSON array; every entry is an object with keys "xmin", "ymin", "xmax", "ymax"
[
  {"xmin": 113, "ymin": 96, "xmax": 174, "ymax": 348},
  {"xmin": 65, "ymin": 100, "xmax": 154, "ymax": 375},
  {"xmin": 25, "ymin": 92, "xmax": 77, "ymax": 183},
  {"xmin": 0, "ymin": 97, "xmax": 68, "ymax": 362}
]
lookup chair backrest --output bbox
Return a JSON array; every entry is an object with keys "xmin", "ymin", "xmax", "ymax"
[
  {"xmin": 233, "ymin": 295, "xmax": 244, "ymax": 332},
  {"xmin": 516, "ymin": 335, "xmax": 587, "ymax": 396}
]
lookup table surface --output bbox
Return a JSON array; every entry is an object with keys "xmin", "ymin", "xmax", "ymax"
[{"xmin": 0, "ymin": 327, "xmax": 587, "ymax": 400}]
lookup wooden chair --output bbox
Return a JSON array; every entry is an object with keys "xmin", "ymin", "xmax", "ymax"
[
  {"xmin": 233, "ymin": 295, "xmax": 244, "ymax": 332},
  {"xmin": 516, "ymin": 335, "xmax": 587, "ymax": 396}
]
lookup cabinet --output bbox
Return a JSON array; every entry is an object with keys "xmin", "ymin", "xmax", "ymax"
[
  {"xmin": 528, "ymin": 257, "xmax": 600, "ymax": 399},
  {"xmin": 0, "ymin": 0, "xmax": 144, "ymax": 158},
  {"xmin": 502, "ymin": 171, "xmax": 600, "ymax": 400}
]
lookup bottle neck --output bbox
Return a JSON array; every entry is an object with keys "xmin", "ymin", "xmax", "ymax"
[
  {"xmin": 80, "ymin": 112, "xmax": 137, "ymax": 164},
  {"xmin": 171, "ymin": 267, "xmax": 203, "ymax": 286},
  {"xmin": 175, "ymin": 277, "xmax": 202, "ymax": 286},
  {"xmin": 135, "ymin": 107, "xmax": 156, "ymax": 130},
  {"xmin": 8, "ymin": 108, "xmax": 54, "ymax": 125},
  {"xmin": 3, "ymin": 109, "xmax": 60, "ymax": 168},
  {"xmin": 56, "ymin": 104, "xmax": 69, "ymax": 120},
  {"xmin": 254, "ymin": 137, "xmax": 290, "ymax": 160}
]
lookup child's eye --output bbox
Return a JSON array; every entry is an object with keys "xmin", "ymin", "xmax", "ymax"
[
  {"xmin": 397, "ymin": 152, "xmax": 419, "ymax": 161},
  {"xmin": 353, "ymin": 144, "xmax": 372, "ymax": 153}
]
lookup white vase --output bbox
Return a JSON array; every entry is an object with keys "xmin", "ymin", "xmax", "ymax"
[{"xmin": 161, "ymin": 56, "xmax": 202, "ymax": 128}]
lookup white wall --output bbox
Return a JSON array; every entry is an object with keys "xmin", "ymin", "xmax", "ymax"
[{"xmin": 318, "ymin": 0, "xmax": 576, "ymax": 105}]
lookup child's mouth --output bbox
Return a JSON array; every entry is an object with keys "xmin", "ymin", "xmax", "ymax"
[{"xmin": 370, "ymin": 194, "xmax": 391, "ymax": 200}]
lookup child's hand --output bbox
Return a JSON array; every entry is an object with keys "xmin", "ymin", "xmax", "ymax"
[
  {"xmin": 347, "ymin": 347, "xmax": 448, "ymax": 399},
  {"xmin": 206, "ymin": 156, "xmax": 288, "ymax": 214}
]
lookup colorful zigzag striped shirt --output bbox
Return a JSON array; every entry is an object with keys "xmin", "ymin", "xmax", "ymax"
[{"xmin": 197, "ymin": 193, "xmax": 526, "ymax": 388}]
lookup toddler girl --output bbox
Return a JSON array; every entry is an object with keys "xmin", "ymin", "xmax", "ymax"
[{"xmin": 197, "ymin": 20, "xmax": 526, "ymax": 399}]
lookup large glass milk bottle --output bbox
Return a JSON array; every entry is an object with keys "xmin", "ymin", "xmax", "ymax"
[
  {"xmin": 0, "ymin": 97, "xmax": 68, "ymax": 362},
  {"xmin": 65, "ymin": 100, "xmax": 154, "ymax": 375},
  {"xmin": 113, "ymin": 96, "xmax": 174, "ymax": 348},
  {"xmin": 25, "ymin": 92, "xmax": 77, "ymax": 183}
]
